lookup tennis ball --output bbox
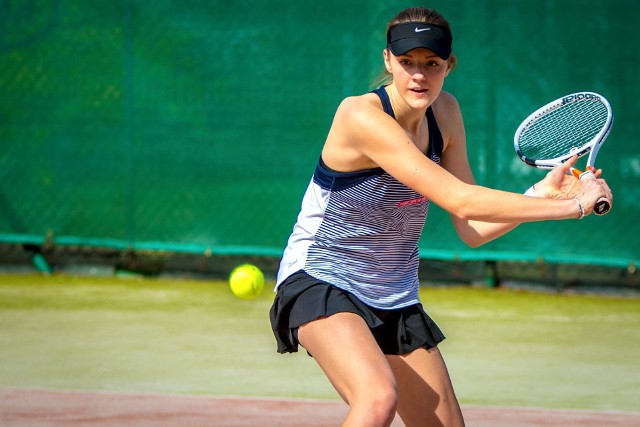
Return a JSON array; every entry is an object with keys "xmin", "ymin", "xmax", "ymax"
[{"xmin": 229, "ymin": 264, "xmax": 265, "ymax": 299}]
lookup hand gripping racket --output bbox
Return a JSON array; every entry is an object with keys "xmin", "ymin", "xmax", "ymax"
[{"xmin": 514, "ymin": 92, "xmax": 613, "ymax": 216}]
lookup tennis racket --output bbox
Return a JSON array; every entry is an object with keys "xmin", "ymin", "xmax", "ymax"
[{"xmin": 514, "ymin": 92, "xmax": 613, "ymax": 216}]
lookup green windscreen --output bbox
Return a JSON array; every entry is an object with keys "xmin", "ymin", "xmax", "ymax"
[{"xmin": 1, "ymin": 0, "xmax": 638, "ymax": 267}]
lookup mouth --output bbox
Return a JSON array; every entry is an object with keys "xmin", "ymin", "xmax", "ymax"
[{"xmin": 410, "ymin": 88, "xmax": 428, "ymax": 94}]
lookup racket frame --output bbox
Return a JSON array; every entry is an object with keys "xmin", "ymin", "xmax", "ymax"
[{"xmin": 514, "ymin": 92, "xmax": 613, "ymax": 169}]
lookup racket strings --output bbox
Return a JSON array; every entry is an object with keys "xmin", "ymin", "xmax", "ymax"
[{"xmin": 518, "ymin": 101, "xmax": 609, "ymax": 160}]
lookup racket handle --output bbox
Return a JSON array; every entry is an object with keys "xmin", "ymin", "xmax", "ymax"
[
  {"xmin": 578, "ymin": 169, "xmax": 611, "ymax": 216},
  {"xmin": 594, "ymin": 198, "xmax": 611, "ymax": 216}
]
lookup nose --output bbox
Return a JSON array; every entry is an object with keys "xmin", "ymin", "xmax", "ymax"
[{"xmin": 412, "ymin": 67, "xmax": 427, "ymax": 80}]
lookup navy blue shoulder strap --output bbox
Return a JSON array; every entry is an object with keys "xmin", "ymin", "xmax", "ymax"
[
  {"xmin": 425, "ymin": 108, "xmax": 444, "ymax": 161},
  {"xmin": 371, "ymin": 86, "xmax": 444, "ymax": 161},
  {"xmin": 371, "ymin": 86, "xmax": 395, "ymax": 119}
]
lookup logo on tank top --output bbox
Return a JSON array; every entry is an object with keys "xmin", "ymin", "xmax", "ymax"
[{"xmin": 397, "ymin": 196, "xmax": 426, "ymax": 207}]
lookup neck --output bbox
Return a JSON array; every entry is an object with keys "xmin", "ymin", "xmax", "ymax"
[{"xmin": 385, "ymin": 84, "xmax": 428, "ymax": 134}]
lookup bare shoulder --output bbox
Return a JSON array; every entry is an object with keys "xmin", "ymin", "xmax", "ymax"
[
  {"xmin": 323, "ymin": 92, "xmax": 393, "ymax": 171},
  {"xmin": 334, "ymin": 92, "xmax": 384, "ymax": 122},
  {"xmin": 431, "ymin": 91, "xmax": 461, "ymax": 117},
  {"xmin": 330, "ymin": 92, "xmax": 390, "ymax": 138}
]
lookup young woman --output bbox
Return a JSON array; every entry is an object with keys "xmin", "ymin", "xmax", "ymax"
[{"xmin": 270, "ymin": 7, "xmax": 612, "ymax": 427}]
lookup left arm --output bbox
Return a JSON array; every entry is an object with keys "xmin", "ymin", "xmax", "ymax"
[{"xmin": 436, "ymin": 94, "xmax": 584, "ymax": 248}]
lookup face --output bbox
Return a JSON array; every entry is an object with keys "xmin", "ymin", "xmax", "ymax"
[{"xmin": 383, "ymin": 47, "xmax": 451, "ymax": 109}]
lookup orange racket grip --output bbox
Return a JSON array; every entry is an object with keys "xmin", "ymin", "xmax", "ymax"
[
  {"xmin": 579, "ymin": 169, "xmax": 611, "ymax": 216},
  {"xmin": 571, "ymin": 168, "xmax": 583, "ymax": 179}
]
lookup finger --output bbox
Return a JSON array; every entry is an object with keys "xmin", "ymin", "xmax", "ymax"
[
  {"xmin": 563, "ymin": 155, "xmax": 579, "ymax": 173},
  {"xmin": 598, "ymin": 179, "xmax": 613, "ymax": 200}
]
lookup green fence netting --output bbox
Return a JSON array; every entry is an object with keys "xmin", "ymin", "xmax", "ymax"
[{"xmin": 1, "ymin": 0, "xmax": 638, "ymax": 267}]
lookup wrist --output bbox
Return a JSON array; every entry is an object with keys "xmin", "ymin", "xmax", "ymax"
[{"xmin": 572, "ymin": 196, "xmax": 585, "ymax": 219}]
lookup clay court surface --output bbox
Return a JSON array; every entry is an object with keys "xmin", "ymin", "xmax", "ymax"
[
  {"xmin": 2, "ymin": 277, "xmax": 638, "ymax": 426},
  {"xmin": 2, "ymin": 388, "xmax": 639, "ymax": 427}
]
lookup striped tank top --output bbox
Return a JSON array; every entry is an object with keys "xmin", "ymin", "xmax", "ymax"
[{"xmin": 276, "ymin": 86, "xmax": 444, "ymax": 309}]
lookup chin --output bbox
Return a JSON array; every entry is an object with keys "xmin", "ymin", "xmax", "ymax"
[{"xmin": 409, "ymin": 94, "xmax": 433, "ymax": 109}]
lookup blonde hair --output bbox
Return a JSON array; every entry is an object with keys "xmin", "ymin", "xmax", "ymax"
[{"xmin": 370, "ymin": 7, "xmax": 457, "ymax": 89}]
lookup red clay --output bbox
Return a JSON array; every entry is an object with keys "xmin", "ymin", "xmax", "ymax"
[{"xmin": 1, "ymin": 388, "xmax": 638, "ymax": 427}]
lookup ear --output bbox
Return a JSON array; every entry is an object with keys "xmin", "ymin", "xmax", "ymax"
[
  {"xmin": 444, "ymin": 60, "xmax": 452, "ymax": 77},
  {"xmin": 383, "ymin": 48, "xmax": 392, "ymax": 73},
  {"xmin": 444, "ymin": 55, "xmax": 457, "ymax": 77}
]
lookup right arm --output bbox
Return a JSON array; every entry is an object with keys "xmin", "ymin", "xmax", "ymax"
[{"xmin": 322, "ymin": 95, "xmax": 611, "ymax": 226}]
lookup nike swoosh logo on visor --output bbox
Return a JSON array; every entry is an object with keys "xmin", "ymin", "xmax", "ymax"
[{"xmin": 414, "ymin": 27, "xmax": 431, "ymax": 32}]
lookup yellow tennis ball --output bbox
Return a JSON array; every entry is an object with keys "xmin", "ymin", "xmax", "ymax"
[{"xmin": 229, "ymin": 264, "xmax": 264, "ymax": 299}]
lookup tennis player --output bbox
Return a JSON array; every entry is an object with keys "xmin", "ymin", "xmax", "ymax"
[{"xmin": 269, "ymin": 6, "xmax": 612, "ymax": 427}]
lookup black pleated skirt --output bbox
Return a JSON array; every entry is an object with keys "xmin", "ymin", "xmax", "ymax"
[{"xmin": 269, "ymin": 270, "xmax": 445, "ymax": 355}]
